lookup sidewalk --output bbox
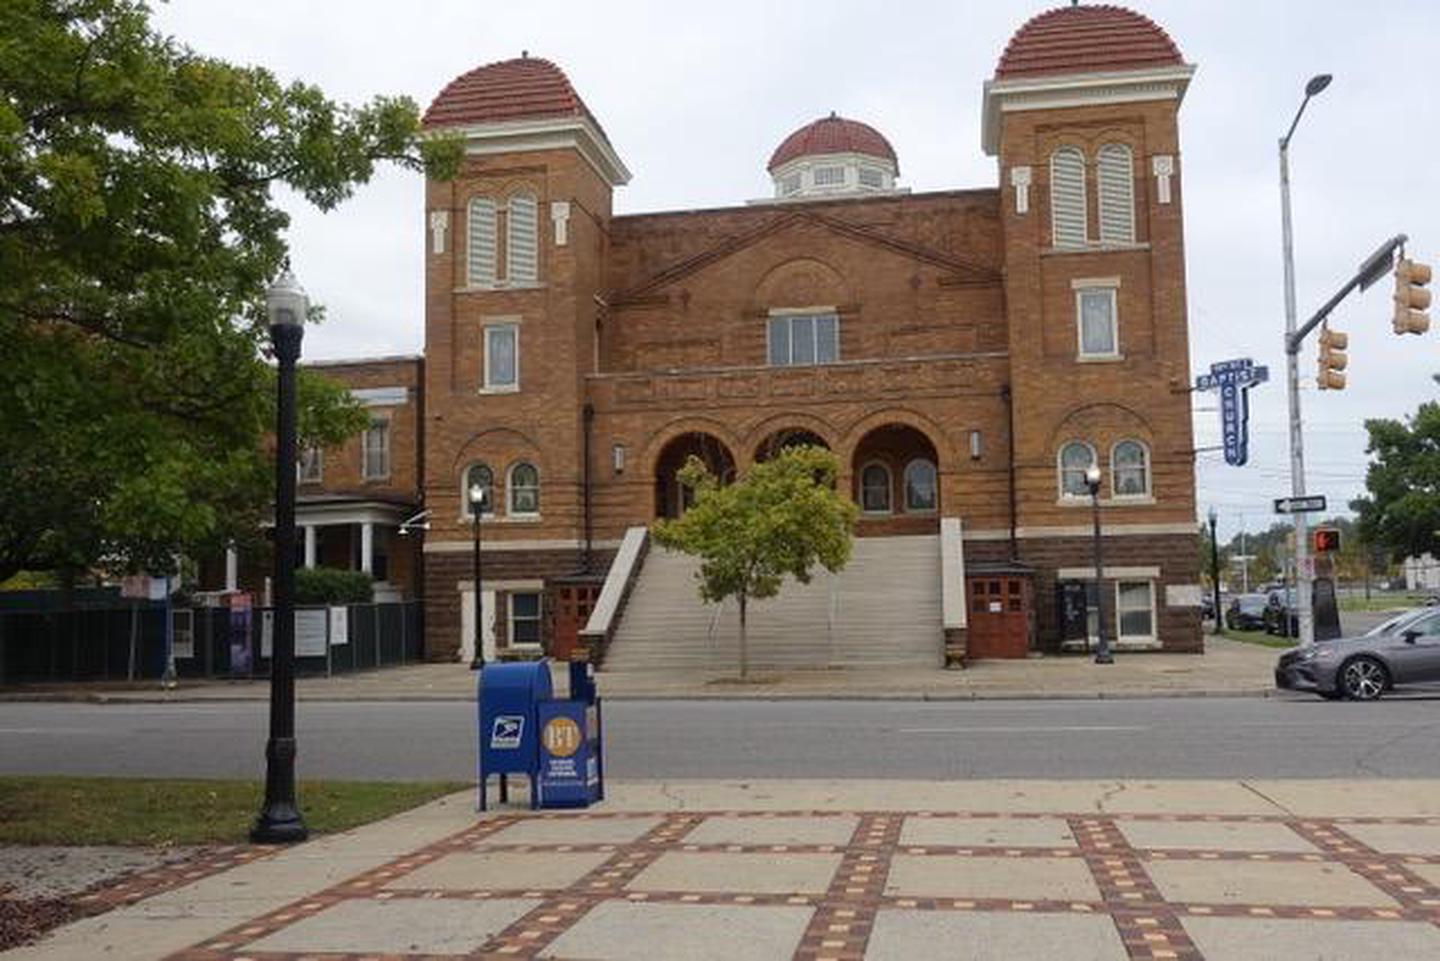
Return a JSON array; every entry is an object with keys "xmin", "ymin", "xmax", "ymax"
[
  {"xmin": 0, "ymin": 637, "xmax": 1285, "ymax": 703},
  {"xmin": 10, "ymin": 778, "xmax": 1440, "ymax": 960}
]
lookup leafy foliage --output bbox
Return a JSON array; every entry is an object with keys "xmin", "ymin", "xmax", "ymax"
[
  {"xmin": 0, "ymin": 0, "xmax": 462, "ymax": 582},
  {"xmin": 1352, "ymin": 403, "xmax": 1440, "ymax": 563},
  {"xmin": 294, "ymin": 566, "xmax": 374, "ymax": 605},
  {"xmin": 651, "ymin": 445, "xmax": 858, "ymax": 678}
]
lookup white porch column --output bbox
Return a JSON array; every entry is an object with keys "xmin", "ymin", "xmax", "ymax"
[
  {"xmin": 224, "ymin": 545, "xmax": 239, "ymax": 591},
  {"xmin": 303, "ymin": 525, "xmax": 317, "ymax": 568},
  {"xmin": 360, "ymin": 521, "xmax": 374, "ymax": 575}
]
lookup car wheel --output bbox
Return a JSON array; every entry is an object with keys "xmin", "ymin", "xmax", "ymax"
[{"xmin": 1339, "ymin": 657, "xmax": 1388, "ymax": 701}]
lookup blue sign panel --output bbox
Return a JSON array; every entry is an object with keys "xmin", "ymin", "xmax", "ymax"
[
  {"xmin": 1195, "ymin": 359, "xmax": 1268, "ymax": 466},
  {"xmin": 537, "ymin": 700, "xmax": 602, "ymax": 808}
]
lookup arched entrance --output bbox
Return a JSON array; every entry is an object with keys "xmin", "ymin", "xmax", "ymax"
[
  {"xmin": 851, "ymin": 424, "xmax": 941, "ymax": 519},
  {"xmin": 754, "ymin": 428, "xmax": 829, "ymax": 463},
  {"xmin": 654, "ymin": 432, "xmax": 736, "ymax": 519}
]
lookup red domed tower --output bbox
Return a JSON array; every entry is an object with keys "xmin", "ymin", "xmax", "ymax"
[{"xmin": 766, "ymin": 114, "xmax": 900, "ymax": 198}]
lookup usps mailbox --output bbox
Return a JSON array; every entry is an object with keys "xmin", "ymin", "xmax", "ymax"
[
  {"xmin": 536, "ymin": 663, "xmax": 605, "ymax": 807},
  {"xmin": 477, "ymin": 661, "xmax": 552, "ymax": 811}
]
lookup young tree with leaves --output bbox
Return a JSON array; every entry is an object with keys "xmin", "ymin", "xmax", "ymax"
[
  {"xmin": 651, "ymin": 446, "xmax": 859, "ymax": 680},
  {"xmin": 0, "ymin": 0, "xmax": 461, "ymax": 582}
]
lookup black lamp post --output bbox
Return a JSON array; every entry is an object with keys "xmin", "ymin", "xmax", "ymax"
[
  {"xmin": 1208, "ymin": 507, "xmax": 1224, "ymax": 635},
  {"xmin": 251, "ymin": 264, "xmax": 309, "ymax": 844},
  {"xmin": 469, "ymin": 483, "xmax": 487, "ymax": 670},
  {"xmin": 1085, "ymin": 464, "xmax": 1114, "ymax": 665}
]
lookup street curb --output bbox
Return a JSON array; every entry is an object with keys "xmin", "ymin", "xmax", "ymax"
[{"xmin": 0, "ymin": 687, "xmax": 1284, "ymax": 704}]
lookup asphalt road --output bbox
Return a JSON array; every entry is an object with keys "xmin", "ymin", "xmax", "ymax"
[{"xmin": 2, "ymin": 694, "xmax": 1439, "ymax": 782}]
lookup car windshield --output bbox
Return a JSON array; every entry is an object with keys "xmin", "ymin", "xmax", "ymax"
[
  {"xmin": 1366, "ymin": 608, "xmax": 1429, "ymax": 637},
  {"xmin": 1238, "ymin": 597, "xmax": 1267, "ymax": 613}
]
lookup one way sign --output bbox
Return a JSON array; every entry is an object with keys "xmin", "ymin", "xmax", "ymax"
[{"xmin": 1274, "ymin": 495, "xmax": 1327, "ymax": 515}]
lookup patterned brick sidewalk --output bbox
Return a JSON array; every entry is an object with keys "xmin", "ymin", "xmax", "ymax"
[{"xmin": 159, "ymin": 808, "xmax": 1440, "ymax": 960}]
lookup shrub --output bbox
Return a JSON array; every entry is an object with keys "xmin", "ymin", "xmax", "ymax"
[{"xmin": 294, "ymin": 567, "xmax": 373, "ymax": 605}]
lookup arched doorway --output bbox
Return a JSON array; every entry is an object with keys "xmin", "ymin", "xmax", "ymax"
[
  {"xmin": 654, "ymin": 432, "xmax": 736, "ymax": 519},
  {"xmin": 851, "ymin": 424, "xmax": 941, "ymax": 520},
  {"xmin": 754, "ymin": 428, "xmax": 829, "ymax": 463}
]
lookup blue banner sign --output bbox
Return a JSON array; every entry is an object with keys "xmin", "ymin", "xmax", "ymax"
[{"xmin": 1195, "ymin": 359, "xmax": 1269, "ymax": 467}]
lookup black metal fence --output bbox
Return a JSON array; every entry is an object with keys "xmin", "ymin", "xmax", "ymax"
[{"xmin": 0, "ymin": 602, "xmax": 422, "ymax": 684}]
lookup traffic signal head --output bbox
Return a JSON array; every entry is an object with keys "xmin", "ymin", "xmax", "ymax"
[
  {"xmin": 1394, "ymin": 257, "xmax": 1432, "ymax": 335},
  {"xmin": 1313, "ymin": 528, "xmax": 1341, "ymax": 553},
  {"xmin": 1317, "ymin": 325, "xmax": 1348, "ymax": 390}
]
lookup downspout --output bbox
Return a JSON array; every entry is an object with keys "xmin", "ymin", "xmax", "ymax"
[
  {"xmin": 582, "ymin": 402, "xmax": 595, "ymax": 573},
  {"xmin": 1002, "ymin": 384, "xmax": 1017, "ymax": 561}
]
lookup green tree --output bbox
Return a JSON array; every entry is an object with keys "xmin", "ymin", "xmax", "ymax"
[
  {"xmin": 0, "ymin": 0, "xmax": 461, "ymax": 582},
  {"xmin": 1352, "ymin": 403, "xmax": 1440, "ymax": 563},
  {"xmin": 651, "ymin": 446, "xmax": 859, "ymax": 680}
]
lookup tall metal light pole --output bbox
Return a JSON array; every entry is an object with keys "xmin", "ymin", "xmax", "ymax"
[
  {"xmin": 1280, "ymin": 72, "xmax": 1332, "ymax": 648},
  {"xmin": 469, "ymin": 483, "xmax": 486, "ymax": 670},
  {"xmin": 252, "ymin": 264, "xmax": 308, "ymax": 844},
  {"xmin": 1085, "ymin": 465, "xmax": 1113, "ymax": 665},
  {"xmin": 1208, "ymin": 507, "xmax": 1224, "ymax": 635}
]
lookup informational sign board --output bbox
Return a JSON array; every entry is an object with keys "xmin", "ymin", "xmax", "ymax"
[
  {"xmin": 261, "ymin": 608, "xmax": 327, "ymax": 658},
  {"xmin": 328, "ymin": 606, "xmax": 348, "ymax": 647},
  {"xmin": 1195, "ymin": 359, "xmax": 1269, "ymax": 466},
  {"xmin": 171, "ymin": 609, "xmax": 195, "ymax": 659},
  {"xmin": 227, "ymin": 593, "xmax": 252, "ymax": 674},
  {"xmin": 537, "ymin": 700, "xmax": 601, "ymax": 808},
  {"xmin": 1274, "ymin": 495, "xmax": 1327, "ymax": 514},
  {"xmin": 120, "ymin": 575, "xmax": 170, "ymax": 601}
]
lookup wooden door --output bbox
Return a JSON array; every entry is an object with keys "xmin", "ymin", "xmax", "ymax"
[
  {"xmin": 966, "ymin": 576, "xmax": 1031, "ymax": 659},
  {"xmin": 550, "ymin": 584, "xmax": 600, "ymax": 661}
]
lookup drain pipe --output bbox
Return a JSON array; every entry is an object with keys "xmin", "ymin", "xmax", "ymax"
[
  {"xmin": 582, "ymin": 403, "xmax": 595, "ymax": 573},
  {"xmin": 1002, "ymin": 384, "xmax": 1017, "ymax": 561}
]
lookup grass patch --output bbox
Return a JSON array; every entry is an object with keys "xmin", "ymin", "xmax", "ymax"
[
  {"xmin": 1338, "ymin": 595, "xmax": 1428, "ymax": 613},
  {"xmin": 1223, "ymin": 629, "xmax": 1297, "ymax": 649},
  {"xmin": 0, "ymin": 776, "xmax": 467, "ymax": 846}
]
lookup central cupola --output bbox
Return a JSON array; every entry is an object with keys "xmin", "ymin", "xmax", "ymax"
[{"xmin": 766, "ymin": 113, "xmax": 899, "ymax": 200}]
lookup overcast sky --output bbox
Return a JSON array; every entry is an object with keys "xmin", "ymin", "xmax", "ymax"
[{"xmin": 152, "ymin": 0, "xmax": 1439, "ymax": 540}]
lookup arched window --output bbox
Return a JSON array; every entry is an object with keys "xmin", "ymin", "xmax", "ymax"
[
  {"xmin": 467, "ymin": 197, "xmax": 497, "ymax": 286},
  {"xmin": 507, "ymin": 191, "xmax": 539, "ymax": 285},
  {"xmin": 1049, "ymin": 146, "xmax": 1087, "ymax": 249},
  {"xmin": 463, "ymin": 463, "xmax": 494, "ymax": 517},
  {"xmin": 903, "ymin": 459, "xmax": 938, "ymax": 513},
  {"xmin": 1058, "ymin": 441, "xmax": 1097, "ymax": 498},
  {"xmin": 1111, "ymin": 440, "xmax": 1150, "ymax": 497},
  {"xmin": 508, "ymin": 462, "xmax": 539, "ymax": 516},
  {"xmin": 1096, "ymin": 143, "xmax": 1135, "ymax": 244},
  {"xmin": 860, "ymin": 462, "xmax": 892, "ymax": 513}
]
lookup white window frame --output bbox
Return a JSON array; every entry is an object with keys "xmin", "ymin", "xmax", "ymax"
[
  {"xmin": 1057, "ymin": 441, "xmax": 1097, "ymax": 501},
  {"xmin": 1073, "ymin": 279, "xmax": 1121, "ymax": 361},
  {"xmin": 767, "ymin": 309, "xmax": 840, "ymax": 367},
  {"xmin": 858, "ymin": 166, "xmax": 885, "ymax": 189},
  {"xmin": 1110, "ymin": 439, "xmax": 1151, "ymax": 499},
  {"xmin": 1096, "ymin": 143, "xmax": 1136, "ymax": 245},
  {"xmin": 462, "ymin": 462, "xmax": 495, "ymax": 518},
  {"xmin": 859, "ymin": 461, "xmax": 892, "ymax": 515},
  {"xmin": 467, "ymin": 196, "xmax": 497, "ymax": 287},
  {"xmin": 1115, "ymin": 579, "xmax": 1157, "ymax": 642},
  {"xmin": 507, "ymin": 461, "xmax": 540, "ymax": 517},
  {"xmin": 361, "ymin": 416, "xmax": 390, "ymax": 481},
  {"xmin": 812, "ymin": 165, "xmax": 845, "ymax": 187},
  {"xmin": 506, "ymin": 190, "xmax": 539, "ymax": 286},
  {"xmin": 902, "ymin": 458, "xmax": 938, "ymax": 514},
  {"xmin": 1049, "ymin": 146, "xmax": 1088, "ymax": 249},
  {"xmin": 482, "ymin": 321, "xmax": 520, "ymax": 393},
  {"xmin": 297, "ymin": 444, "xmax": 323, "ymax": 484},
  {"xmin": 507, "ymin": 590, "xmax": 543, "ymax": 648}
]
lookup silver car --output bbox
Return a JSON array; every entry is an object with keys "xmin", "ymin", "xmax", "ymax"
[{"xmin": 1275, "ymin": 608, "xmax": 1440, "ymax": 700}]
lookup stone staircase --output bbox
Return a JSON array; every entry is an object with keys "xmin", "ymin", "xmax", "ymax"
[{"xmin": 603, "ymin": 535, "xmax": 943, "ymax": 672}]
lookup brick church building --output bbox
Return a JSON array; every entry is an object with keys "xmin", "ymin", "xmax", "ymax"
[{"xmin": 258, "ymin": 3, "xmax": 1204, "ymax": 668}]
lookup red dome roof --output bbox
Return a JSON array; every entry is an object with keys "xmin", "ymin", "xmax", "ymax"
[
  {"xmin": 995, "ymin": 4, "xmax": 1183, "ymax": 80},
  {"xmin": 767, "ymin": 114, "xmax": 897, "ymax": 173},
  {"xmin": 424, "ymin": 55, "xmax": 599, "ymax": 129}
]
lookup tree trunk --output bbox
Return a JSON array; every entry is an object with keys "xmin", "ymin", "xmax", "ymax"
[{"xmin": 738, "ymin": 592, "xmax": 748, "ymax": 681}]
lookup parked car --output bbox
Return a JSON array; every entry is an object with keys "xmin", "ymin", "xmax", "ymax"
[
  {"xmin": 1263, "ymin": 594, "xmax": 1299, "ymax": 637},
  {"xmin": 1275, "ymin": 607, "xmax": 1440, "ymax": 700},
  {"xmin": 1226, "ymin": 594, "xmax": 1270, "ymax": 631}
]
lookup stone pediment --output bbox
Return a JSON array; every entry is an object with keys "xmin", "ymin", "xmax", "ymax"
[{"xmin": 607, "ymin": 209, "xmax": 1000, "ymax": 306}]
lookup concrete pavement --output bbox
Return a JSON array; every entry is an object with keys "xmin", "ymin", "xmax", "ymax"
[{"xmin": 11, "ymin": 778, "xmax": 1440, "ymax": 960}]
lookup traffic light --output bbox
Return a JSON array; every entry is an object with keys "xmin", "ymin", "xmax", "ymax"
[
  {"xmin": 1394, "ymin": 257, "xmax": 1432, "ymax": 334},
  {"xmin": 1316, "ymin": 325, "xmax": 1347, "ymax": 390},
  {"xmin": 1313, "ymin": 528, "xmax": 1341, "ymax": 553}
]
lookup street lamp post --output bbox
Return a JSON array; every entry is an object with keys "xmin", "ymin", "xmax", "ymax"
[
  {"xmin": 469, "ymin": 484, "xmax": 487, "ymax": 670},
  {"xmin": 252, "ymin": 264, "xmax": 309, "ymax": 844},
  {"xmin": 1208, "ymin": 507, "xmax": 1224, "ymax": 635},
  {"xmin": 1085, "ymin": 465, "xmax": 1113, "ymax": 665},
  {"xmin": 1280, "ymin": 72, "xmax": 1332, "ymax": 649}
]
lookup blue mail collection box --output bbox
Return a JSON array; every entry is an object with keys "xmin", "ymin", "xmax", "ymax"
[{"xmin": 477, "ymin": 659, "xmax": 604, "ymax": 811}]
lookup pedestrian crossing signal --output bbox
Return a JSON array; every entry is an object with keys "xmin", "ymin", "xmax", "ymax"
[{"xmin": 1313, "ymin": 528, "xmax": 1341, "ymax": 554}]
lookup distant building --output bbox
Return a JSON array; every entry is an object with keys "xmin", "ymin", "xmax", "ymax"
[{"xmin": 1404, "ymin": 555, "xmax": 1440, "ymax": 592}]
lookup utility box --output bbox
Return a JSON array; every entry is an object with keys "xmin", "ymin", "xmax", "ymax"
[{"xmin": 476, "ymin": 661, "xmax": 552, "ymax": 810}]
